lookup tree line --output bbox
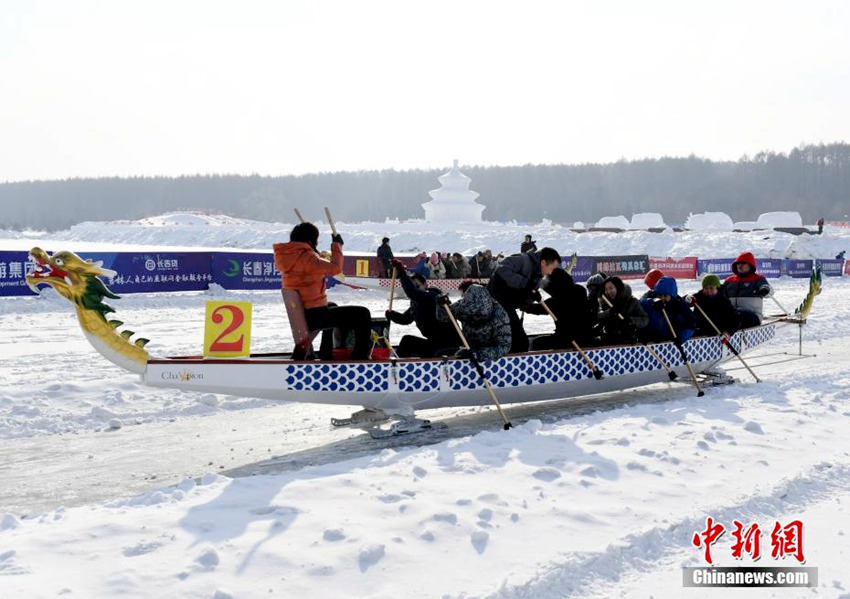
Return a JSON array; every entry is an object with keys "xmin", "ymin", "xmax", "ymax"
[{"xmin": 1, "ymin": 142, "xmax": 848, "ymax": 231}]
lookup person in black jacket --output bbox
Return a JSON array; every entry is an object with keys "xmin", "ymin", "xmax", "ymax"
[
  {"xmin": 520, "ymin": 234, "xmax": 537, "ymax": 253},
  {"xmin": 376, "ymin": 237, "xmax": 394, "ymax": 278},
  {"xmin": 690, "ymin": 274, "xmax": 739, "ymax": 338},
  {"xmin": 523, "ymin": 267, "xmax": 592, "ymax": 350},
  {"xmin": 489, "ymin": 247, "xmax": 562, "ymax": 353},
  {"xmin": 597, "ymin": 276, "xmax": 649, "ymax": 344},
  {"xmin": 384, "ymin": 260, "xmax": 461, "ymax": 357}
]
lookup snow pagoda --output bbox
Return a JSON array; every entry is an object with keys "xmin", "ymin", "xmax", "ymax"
[{"xmin": 421, "ymin": 159, "xmax": 486, "ymax": 223}]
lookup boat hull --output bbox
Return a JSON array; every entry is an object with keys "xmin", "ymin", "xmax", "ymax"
[{"xmin": 143, "ymin": 324, "xmax": 775, "ymax": 414}]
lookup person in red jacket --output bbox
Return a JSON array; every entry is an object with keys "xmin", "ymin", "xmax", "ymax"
[
  {"xmin": 722, "ymin": 251, "xmax": 772, "ymax": 328},
  {"xmin": 274, "ymin": 222, "xmax": 372, "ymax": 360}
]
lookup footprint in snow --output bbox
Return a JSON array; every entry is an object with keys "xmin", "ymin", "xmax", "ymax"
[
  {"xmin": 432, "ymin": 512, "xmax": 458, "ymax": 525},
  {"xmin": 580, "ymin": 466, "xmax": 599, "ymax": 478},
  {"xmin": 358, "ymin": 544, "xmax": 386, "ymax": 572},
  {"xmin": 323, "ymin": 528, "xmax": 346, "ymax": 542},
  {"xmin": 377, "ymin": 494, "xmax": 407, "ymax": 503},
  {"xmin": 470, "ymin": 530, "xmax": 489, "ymax": 554},
  {"xmin": 122, "ymin": 540, "xmax": 164, "ymax": 557},
  {"xmin": 532, "ymin": 467, "xmax": 561, "ymax": 482},
  {"xmin": 744, "ymin": 421, "xmax": 765, "ymax": 434}
]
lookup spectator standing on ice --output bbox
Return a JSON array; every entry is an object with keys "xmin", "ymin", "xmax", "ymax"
[
  {"xmin": 427, "ymin": 252, "xmax": 446, "ymax": 279},
  {"xmin": 377, "ymin": 237, "xmax": 394, "ymax": 278},
  {"xmin": 520, "ymin": 234, "xmax": 537, "ymax": 254},
  {"xmin": 451, "ymin": 252, "xmax": 472, "ymax": 279}
]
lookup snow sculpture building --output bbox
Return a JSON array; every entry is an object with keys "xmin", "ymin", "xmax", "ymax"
[{"xmin": 422, "ymin": 159, "xmax": 486, "ymax": 223}]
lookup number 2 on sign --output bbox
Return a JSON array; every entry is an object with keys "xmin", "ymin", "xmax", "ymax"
[{"xmin": 204, "ymin": 301, "xmax": 252, "ymax": 357}]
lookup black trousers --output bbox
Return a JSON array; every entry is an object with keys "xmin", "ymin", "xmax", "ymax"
[
  {"xmin": 488, "ymin": 276, "xmax": 529, "ymax": 353},
  {"xmin": 306, "ymin": 304, "xmax": 372, "ymax": 360},
  {"xmin": 738, "ymin": 310, "xmax": 761, "ymax": 329}
]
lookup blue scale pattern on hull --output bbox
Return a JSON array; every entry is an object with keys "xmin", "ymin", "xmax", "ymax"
[{"xmin": 281, "ymin": 325, "xmax": 775, "ymax": 395}]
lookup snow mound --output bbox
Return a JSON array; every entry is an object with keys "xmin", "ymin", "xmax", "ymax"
[
  {"xmin": 137, "ymin": 212, "xmax": 254, "ymax": 227},
  {"xmin": 630, "ymin": 213, "xmax": 666, "ymax": 229},
  {"xmin": 685, "ymin": 212, "xmax": 734, "ymax": 231},
  {"xmin": 594, "ymin": 216, "xmax": 630, "ymax": 229},
  {"xmin": 756, "ymin": 211, "xmax": 803, "ymax": 229}
]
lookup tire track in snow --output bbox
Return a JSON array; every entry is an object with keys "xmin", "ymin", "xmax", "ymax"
[{"xmin": 476, "ymin": 461, "xmax": 850, "ymax": 599}]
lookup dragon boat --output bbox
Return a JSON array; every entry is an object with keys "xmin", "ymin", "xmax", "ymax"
[{"xmin": 25, "ymin": 247, "xmax": 822, "ymax": 437}]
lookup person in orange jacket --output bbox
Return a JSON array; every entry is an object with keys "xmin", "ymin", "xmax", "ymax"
[{"xmin": 274, "ymin": 222, "xmax": 372, "ymax": 359}]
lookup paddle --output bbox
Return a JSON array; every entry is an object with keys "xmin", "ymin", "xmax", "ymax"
[
  {"xmin": 324, "ymin": 206, "xmax": 338, "ymax": 237},
  {"xmin": 660, "ymin": 306, "xmax": 704, "ymax": 397},
  {"xmin": 540, "ymin": 301, "xmax": 603, "ymax": 380},
  {"xmin": 769, "ymin": 294, "xmax": 790, "ymax": 316},
  {"xmin": 600, "ymin": 294, "xmax": 677, "ymax": 380},
  {"xmin": 383, "ymin": 266, "xmax": 398, "ymax": 352},
  {"xmin": 388, "ymin": 267, "xmax": 397, "ymax": 312},
  {"xmin": 294, "ymin": 208, "xmax": 306, "ymax": 223},
  {"xmin": 691, "ymin": 300, "xmax": 761, "ymax": 383},
  {"xmin": 443, "ymin": 302, "xmax": 512, "ymax": 430}
]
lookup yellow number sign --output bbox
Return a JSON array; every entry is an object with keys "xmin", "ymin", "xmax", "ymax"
[
  {"xmin": 356, "ymin": 259, "xmax": 370, "ymax": 277},
  {"xmin": 203, "ymin": 300, "xmax": 252, "ymax": 358}
]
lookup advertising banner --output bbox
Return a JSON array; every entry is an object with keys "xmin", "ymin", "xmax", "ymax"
[
  {"xmin": 569, "ymin": 257, "xmax": 595, "ymax": 282},
  {"xmin": 756, "ymin": 259, "xmax": 782, "ymax": 279},
  {"xmin": 698, "ymin": 258, "xmax": 781, "ymax": 279},
  {"xmin": 649, "ymin": 257, "xmax": 698, "ymax": 279},
  {"xmin": 1, "ymin": 250, "xmax": 214, "ymax": 296},
  {"xmin": 461, "ymin": 255, "xmax": 647, "ymax": 284},
  {"xmin": 0, "ymin": 251, "xmax": 36, "ymax": 297},
  {"xmin": 782, "ymin": 260, "xmax": 814, "ymax": 278},
  {"xmin": 591, "ymin": 255, "xmax": 650, "ymax": 280},
  {"xmin": 211, "ymin": 252, "xmax": 280, "ymax": 290},
  {"xmin": 698, "ymin": 258, "xmax": 734, "ymax": 278},
  {"xmin": 815, "ymin": 258, "xmax": 844, "ymax": 277},
  {"xmin": 88, "ymin": 252, "xmax": 213, "ymax": 293}
]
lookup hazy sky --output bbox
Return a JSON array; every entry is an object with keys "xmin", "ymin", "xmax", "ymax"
[{"xmin": 2, "ymin": 0, "xmax": 849, "ymax": 182}]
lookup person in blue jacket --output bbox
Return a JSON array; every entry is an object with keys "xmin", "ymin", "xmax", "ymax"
[{"xmin": 639, "ymin": 276, "xmax": 696, "ymax": 346}]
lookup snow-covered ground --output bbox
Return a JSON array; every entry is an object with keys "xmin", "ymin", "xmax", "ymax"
[{"xmin": 1, "ymin": 214, "xmax": 850, "ymax": 598}]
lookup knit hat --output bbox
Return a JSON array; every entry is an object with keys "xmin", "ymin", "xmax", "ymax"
[
  {"xmin": 644, "ymin": 268, "xmax": 664, "ymax": 290},
  {"xmin": 701, "ymin": 274, "xmax": 721, "ymax": 289},
  {"xmin": 653, "ymin": 276, "xmax": 678, "ymax": 297}
]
